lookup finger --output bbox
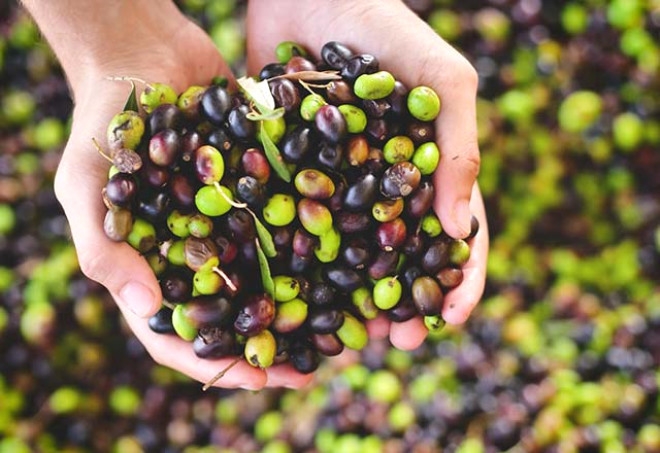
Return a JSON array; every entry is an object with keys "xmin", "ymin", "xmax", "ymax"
[
  {"xmin": 55, "ymin": 82, "xmax": 162, "ymax": 318},
  {"xmin": 266, "ymin": 364, "xmax": 315, "ymax": 388},
  {"xmin": 442, "ymin": 184, "xmax": 488, "ymax": 324},
  {"xmin": 118, "ymin": 304, "xmax": 268, "ymax": 390},
  {"xmin": 365, "ymin": 314, "xmax": 391, "ymax": 340},
  {"xmin": 246, "ymin": 1, "xmax": 480, "ymax": 238},
  {"xmin": 432, "ymin": 64, "xmax": 480, "ymax": 239},
  {"xmin": 389, "ymin": 316, "xmax": 427, "ymax": 350}
]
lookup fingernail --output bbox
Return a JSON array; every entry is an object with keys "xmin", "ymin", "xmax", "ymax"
[
  {"xmin": 452, "ymin": 200, "xmax": 471, "ymax": 238},
  {"xmin": 119, "ymin": 281, "xmax": 156, "ymax": 317}
]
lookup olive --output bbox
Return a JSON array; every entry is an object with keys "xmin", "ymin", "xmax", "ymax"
[
  {"xmin": 324, "ymin": 266, "xmax": 364, "ymax": 293},
  {"xmin": 289, "ymin": 343, "xmax": 321, "ymax": 374},
  {"xmin": 411, "ymin": 276, "xmax": 443, "ymax": 316},
  {"xmin": 406, "ymin": 181, "xmax": 434, "ymax": 218},
  {"xmin": 335, "ymin": 211, "xmax": 372, "ymax": 234},
  {"xmin": 281, "ymin": 126, "xmax": 316, "ymax": 163},
  {"xmin": 344, "ymin": 174, "xmax": 379, "ymax": 211},
  {"xmin": 308, "ymin": 308, "xmax": 345, "ymax": 334},
  {"xmin": 310, "ymin": 333, "xmax": 344, "ymax": 356},
  {"xmin": 380, "ymin": 161, "xmax": 422, "ymax": 199},
  {"xmin": 193, "ymin": 327, "xmax": 237, "ymax": 359},
  {"xmin": 367, "ymin": 250, "xmax": 399, "ymax": 280},
  {"xmin": 321, "ymin": 41, "xmax": 354, "ymax": 69},
  {"xmin": 421, "ymin": 239, "xmax": 451, "ymax": 274},
  {"xmin": 234, "ymin": 293, "xmax": 276, "ymax": 336},
  {"xmin": 200, "ymin": 84, "xmax": 232, "ymax": 125}
]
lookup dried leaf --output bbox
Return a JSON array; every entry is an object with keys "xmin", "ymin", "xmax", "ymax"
[
  {"xmin": 272, "ymin": 70, "xmax": 342, "ymax": 82},
  {"xmin": 237, "ymin": 76, "xmax": 276, "ymax": 113},
  {"xmin": 260, "ymin": 122, "xmax": 291, "ymax": 183}
]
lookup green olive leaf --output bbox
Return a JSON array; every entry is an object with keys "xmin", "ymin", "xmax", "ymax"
[
  {"xmin": 254, "ymin": 216, "xmax": 277, "ymax": 258},
  {"xmin": 255, "ymin": 238, "xmax": 275, "ymax": 298},
  {"xmin": 123, "ymin": 80, "xmax": 139, "ymax": 112},
  {"xmin": 260, "ymin": 122, "xmax": 291, "ymax": 182}
]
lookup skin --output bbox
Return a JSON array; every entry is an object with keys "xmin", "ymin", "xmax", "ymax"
[{"xmin": 21, "ymin": 0, "xmax": 488, "ymax": 387}]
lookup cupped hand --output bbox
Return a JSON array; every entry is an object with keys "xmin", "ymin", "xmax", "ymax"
[
  {"xmin": 246, "ymin": 0, "xmax": 489, "ymax": 349},
  {"xmin": 53, "ymin": 9, "xmax": 312, "ymax": 390}
]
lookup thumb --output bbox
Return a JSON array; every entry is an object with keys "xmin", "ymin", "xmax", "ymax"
[{"xmin": 55, "ymin": 85, "xmax": 162, "ymax": 318}]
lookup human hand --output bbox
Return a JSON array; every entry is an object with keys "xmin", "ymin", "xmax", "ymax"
[
  {"xmin": 246, "ymin": 0, "xmax": 489, "ymax": 349},
  {"xmin": 26, "ymin": 1, "xmax": 313, "ymax": 390}
]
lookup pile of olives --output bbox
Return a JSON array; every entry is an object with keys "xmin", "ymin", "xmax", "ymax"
[{"xmin": 101, "ymin": 41, "xmax": 477, "ymax": 382}]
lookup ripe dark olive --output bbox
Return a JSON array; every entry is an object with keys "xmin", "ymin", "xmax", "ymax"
[
  {"xmin": 411, "ymin": 276, "xmax": 444, "ymax": 316},
  {"xmin": 316, "ymin": 141, "xmax": 344, "ymax": 170},
  {"xmin": 105, "ymin": 173, "xmax": 138, "ymax": 208},
  {"xmin": 315, "ymin": 104, "xmax": 348, "ymax": 144},
  {"xmin": 259, "ymin": 62, "xmax": 286, "ymax": 80},
  {"xmin": 169, "ymin": 173, "xmax": 196, "ymax": 209},
  {"xmin": 233, "ymin": 293, "xmax": 276, "ymax": 336},
  {"xmin": 148, "ymin": 103, "xmax": 184, "ymax": 135},
  {"xmin": 362, "ymin": 98, "xmax": 391, "ymax": 118},
  {"xmin": 386, "ymin": 297, "xmax": 418, "ymax": 323},
  {"xmin": 206, "ymin": 127, "xmax": 234, "ymax": 153},
  {"xmin": 436, "ymin": 267, "xmax": 464, "ymax": 290},
  {"xmin": 226, "ymin": 209, "xmax": 256, "ymax": 243},
  {"xmin": 341, "ymin": 53, "xmax": 379, "ymax": 81},
  {"xmin": 380, "ymin": 161, "xmax": 422, "ymax": 199},
  {"xmin": 269, "ymin": 78, "xmax": 301, "ymax": 113},
  {"xmin": 193, "ymin": 327, "xmax": 237, "ymax": 359},
  {"xmin": 281, "ymin": 126, "xmax": 316, "ymax": 163},
  {"xmin": 214, "ymin": 235, "xmax": 238, "ymax": 265},
  {"xmin": 308, "ymin": 309, "xmax": 345, "ymax": 334},
  {"xmin": 148, "ymin": 306, "xmax": 175, "ymax": 334},
  {"xmin": 375, "ymin": 217, "xmax": 407, "ymax": 251},
  {"xmin": 200, "ymin": 84, "xmax": 232, "ymax": 125},
  {"xmin": 341, "ymin": 238, "xmax": 372, "ymax": 270},
  {"xmin": 289, "ymin": 343, "xmax": 321, "ymax": 374},
  {"xmin": 137, "ymin": 191, "xmax": 170, "ymax": 223},
  {"xmin": 236, "ymin": 176, "xmax": 266, "ymax": 209},
  {"xmin": 227, "ymin": 104, "xmax": 256, "ymax": 140},
  {"xmin": 311, "ymin": 333, "xmax": 344, "ymax": 356},
  {"xmin": 184, "ymin": 296, "xmax": 234, "ymax": 329},
  {"xmin": 321, "ymin": 41, "xmax": 354, "ymax": 69},
  {"xmin": 406, "ymin": 181, "xmax": 435, "ymax": 218},
  {"xmin": 293, "ymin": 228, "xmax": 318, "ymax": 258},
  {"xmin": 421, "ymin": 240, "xmax": 451, "ymax": 274},
  {"xmin": 327, "ymin": 80, "xmax": 358, "ymax": 105},
  {"xmin": 367, "ymin": 250, "xmax": 399, "ymax": 280},
  {"xmin": 285, "ymin": 55, "xmax": 317, "ymax": 73},
  {"xmin": 335, "ymin": 211, "xmax": 371, "ymax": 234},
  {"xmin": 160, "ymin": 269, "xmax": 192, "ymax": 303},
  {"xmin": 343, "ymin": 174, "xmax": 378, "ymax": 211},
  {"xmin": 310, "ymin": 282, "xmax": 336, "ymax": 306},
  {"xmin": 324, "ymin": 266, "xmax": 364, "ymax": 293}
]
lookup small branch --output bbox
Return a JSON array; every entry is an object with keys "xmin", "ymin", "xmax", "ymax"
[
  {"xmin": 212, "ymin": 266, "xmax": 238, "ymax": 292},
  {"xmin": 203, "ymin": 356, "xmax": 243, "ymax": 391}
]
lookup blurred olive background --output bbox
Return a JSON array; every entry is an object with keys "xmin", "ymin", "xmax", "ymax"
[{"xmin": 1, "ymin": 0, "xmax": 659, "ymax": 452}]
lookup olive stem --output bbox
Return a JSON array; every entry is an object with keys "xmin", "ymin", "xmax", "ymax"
[
  {"xmin": 92, "ymin": 137, "xmax": 114, "ymax": 164},
  {"xmin": 161, "ymin": 300, "xmax": 176, "ymax": 311},
  {"xmin": 299, "ymin": 80, "xmax": 329, "ymax": 102},
  {"xmin": 214, "ymin": 182, "xmax": 248, "ymax": 209},
  {"xmin": 212, "ymin": 266, "xmax": 238, "ymax": 292},
  {"xmin": 106, "ymin": 75, "xmax": 149, "ymax": 86},
  {"xmin": 202, "ymin": 356, "xmax": 243, "ymax": 391}
]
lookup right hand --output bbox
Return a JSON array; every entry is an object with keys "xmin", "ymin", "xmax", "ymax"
[{"xmin": 53, "ymin": 6, "xmax": 313, "ymax": 390}]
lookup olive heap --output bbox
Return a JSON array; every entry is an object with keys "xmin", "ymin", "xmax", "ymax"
[{"xmin": 101, "ymin": 41, "xmax": 477, "ymax": 382}]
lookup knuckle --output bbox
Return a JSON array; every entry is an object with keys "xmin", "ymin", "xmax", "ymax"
[{"xmin": 77, "ymin": 248, "xmax": 110, "ymax": 285}]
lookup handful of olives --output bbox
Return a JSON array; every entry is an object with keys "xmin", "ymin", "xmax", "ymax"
[{"xmin": 100, "ymin": 41, "xmax": 478, "ymax": 387}]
